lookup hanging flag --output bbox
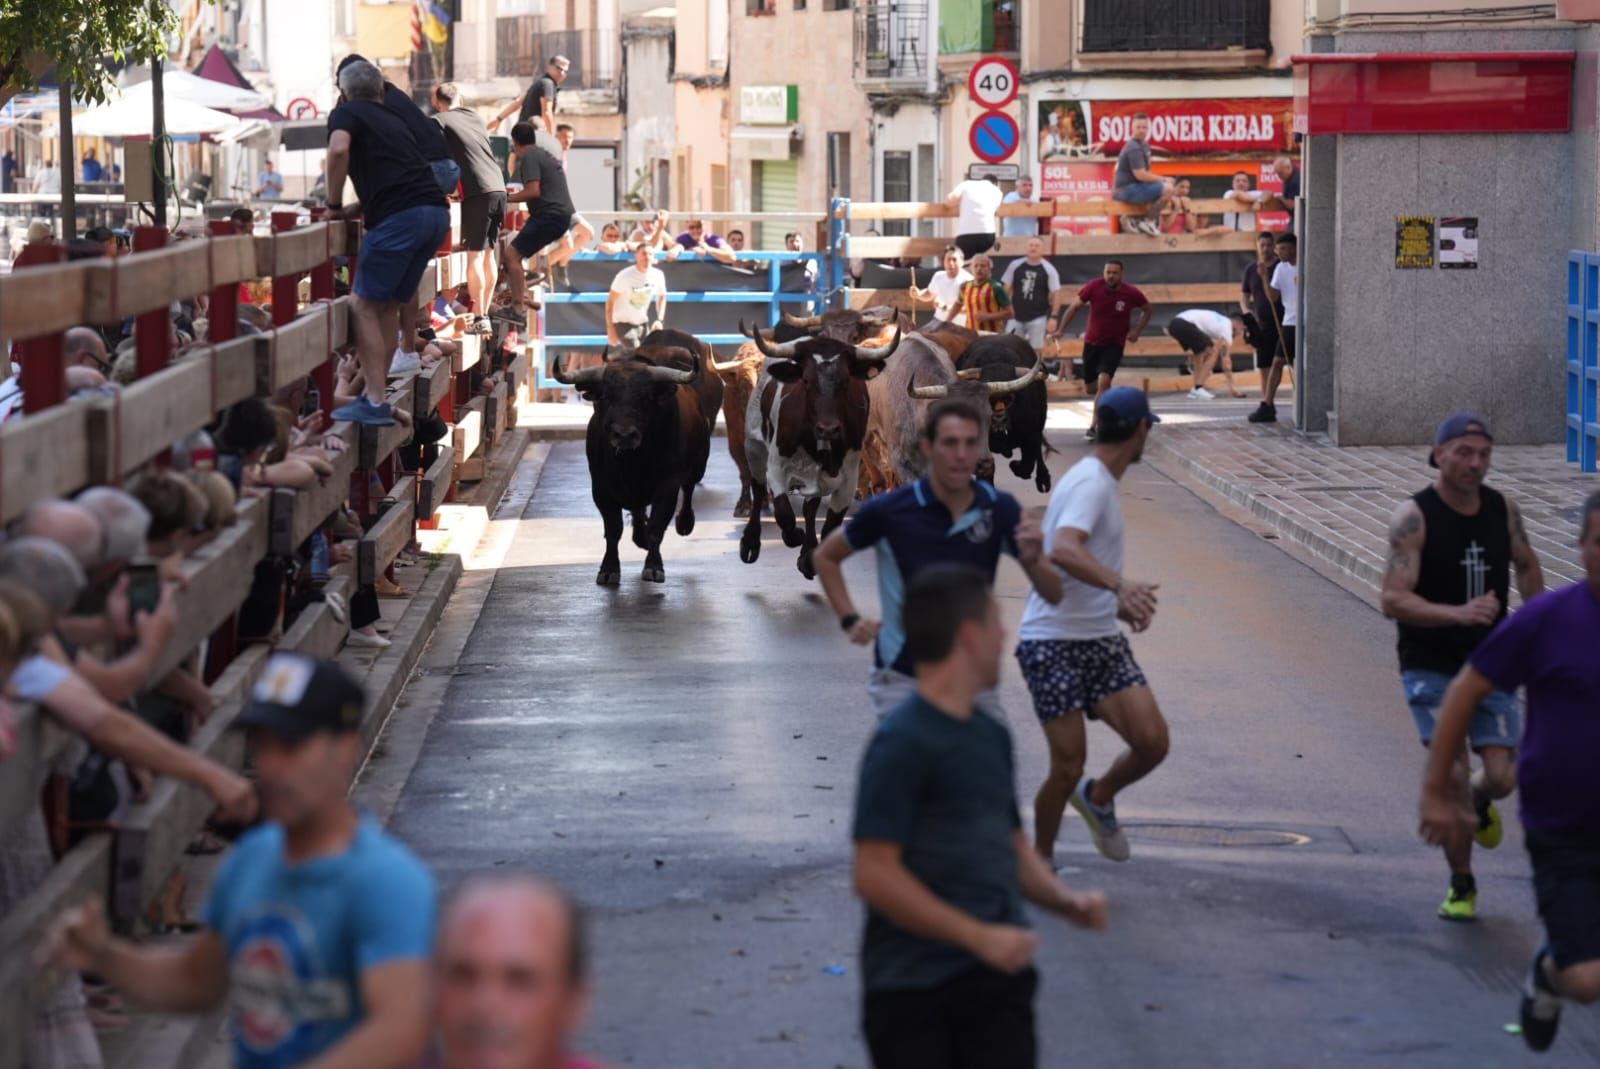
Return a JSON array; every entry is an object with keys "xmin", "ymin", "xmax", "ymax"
[
  {"xmin": 410, "ymin": 0, "xmax": 424, "ymax": 52},
  {"xmin": 421, "ymin": 2, "xmax": 451, "ymax": 45}
]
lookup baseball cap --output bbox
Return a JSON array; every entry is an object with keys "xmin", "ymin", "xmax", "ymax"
[
  {"xmin": 235, "ymin": 654, "xmax": 365, "ymax": 742},
  {"xmin": 1096, "ymin": 386, "xmax": 1161, "ymax": 437},
  {"xmin": 1427, "ymin": 412, "xmax": 1492, "ymax": 468}
]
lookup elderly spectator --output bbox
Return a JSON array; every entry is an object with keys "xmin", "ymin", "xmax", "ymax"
[
  {"xmin": 1111, "ymin": 113, "xmax": 1173, "ymax": 237},
  {"xmin": 432, "ymin": 875, "xmax": 611, "ymax": 1069},
  {"xmin": 675, "ymin": 218, "xmax": 736, "ymax": 265},
  {"xmin": 46, "ymin": 655, "xmax": 435, "ymax": 1069},
  {"xmin": 1000, "ymin": 176, "xmax": 1043, "ymax": 239},
  {"xmin": 944, "ymin": 175, "xmax": 1003, "ymax": 260},
  {"xmin": 325, "ymin": 59, "xmax": 447, "ymax": 427}
]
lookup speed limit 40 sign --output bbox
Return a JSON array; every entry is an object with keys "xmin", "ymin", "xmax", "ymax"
[{"xmin": 968, "ymin": 56, "xmax": 1019, "ymax": 110}]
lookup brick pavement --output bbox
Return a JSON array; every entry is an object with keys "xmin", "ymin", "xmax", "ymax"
[{"xmin": 1143, "ymin": 412, "xmax": 1596, "ymax": 596}]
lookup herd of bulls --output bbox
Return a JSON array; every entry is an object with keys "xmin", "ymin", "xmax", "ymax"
[{"xmin": 552, "ymin": 309, "xmax": 1053, "ymax": 586}]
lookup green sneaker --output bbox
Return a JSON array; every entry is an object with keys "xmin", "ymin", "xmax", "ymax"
[
  {"xmin": 1438, "ymin": 883, "xmax": 1477, "ymax": 922},
  {"xmin": 1474, "ymin": 799, "xmax": 1504, "ymax": 850}
]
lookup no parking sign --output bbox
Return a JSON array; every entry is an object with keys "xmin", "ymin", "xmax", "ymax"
[{"xmin": 969, "ymin": 111, "xmax": 1020, "ymax": 164}]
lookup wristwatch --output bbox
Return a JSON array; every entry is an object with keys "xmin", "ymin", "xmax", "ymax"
[{"xmin": 840, "ymin": 613, "xmax": 861, "ymax": 632}]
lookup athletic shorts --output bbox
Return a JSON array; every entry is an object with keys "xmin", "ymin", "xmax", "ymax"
[
  {"xmin": 867, "ymin": 666, "xmax": 1004, "ymax": 721},
  {"xmin": 954, "ymin": 232, "xmax": 995, "ymax": 260},
  {"xmin": 612, "ymin": 321, "xmax": 647, "ymax": 351},
  {"xmin": 1528, "ymin": 831, "xmax": 1600, "ymax": 970},
  {"xmin": 1114, "ymin": 180, "xmax": 1165, "ymax": 206},
  {"xmin": 459, "ymin": 191, "xmax": 507, "ymax": 252},
  {"xmin": 1006, "ymin": 317, "xmax": 1048, "ymax": 349},
  {"xmin": 1402, "ymin": 669, "xmax": 1521, "ymax": 750},
  {"xmin": 1277, "ymin": 324, "xmax": 1296, "ymax": 365},
  {"xmin": 1079, "ymin": 342, "xmax": 1124, "ymax": 385},
  {"xmin": 354, "ymin": 204, "xmax": 451, "ymax": 304},
  {"xmin": 510, "ymin": 213, "xmax": 571, "ymax": 259},
  {"xmin": 1015, "ymin": 635, "xmax": 1147, "ymax": 723},
  {"xmin": 1166, "ymin": 317, "xmax": 1213, "ymax": 356},
  {"xmin": 863, "ymin": 966, "xmax": 1036, "ymax": 1069}
]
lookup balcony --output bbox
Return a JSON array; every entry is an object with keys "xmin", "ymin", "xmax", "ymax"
[
  {"xmin": 937, "ymin": 0, "xmax": 1015, "ymax": 57},
  {"xmin": 854, "ymin": 2, "xmax": 928, "ymax": 86},
  {"xmin": 1080, "ymin": 0, "xmax": 1271, "ymax": 55},
  {"xmin": 494, "ymin": 19, "xmax": 619, "ymax": 90}
]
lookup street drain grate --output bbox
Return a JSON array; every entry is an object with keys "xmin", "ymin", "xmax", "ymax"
[{"xmin": 1120, "ymin": 823, "xmax": 1311, "ymax": 848}]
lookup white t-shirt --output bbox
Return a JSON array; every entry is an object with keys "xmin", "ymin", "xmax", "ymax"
[
  {"xmin": 950, "ymin": 180, "xmax": 1004, "ymax": 236},
  {"xmin": 1018, "ymin": 456, "xmax": 1124, "ymax": 641},
  {"xmin": 1221, "ymin": 189, "xmax": 1260, "ymax": 231},
  {"xmin": 927, "ymin": 269, "xmax": 973, "ymax": 322},
  {"xmin": 1174, "ymin": 308, "xmax": 1232, "ymax": 343},
  {"xmin": 608, "ymin": 265, "xmax": 667, "ymax": 326},
  {"xmin": 1270, "ymin": 261, "xmax": 1298, "ymax": 326}
]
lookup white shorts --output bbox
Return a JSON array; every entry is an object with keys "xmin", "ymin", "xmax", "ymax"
[{"xmin": 1007, "ymin": 317, "xmax": 1048, "ymax": 349}]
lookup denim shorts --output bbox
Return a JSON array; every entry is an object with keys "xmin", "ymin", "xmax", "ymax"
[
  {"xmin": 1401, "ymin": 668, "xmax": 1521, "ymax": 750},
  {"xmin": 1114, "ymin": 180, "xmax": 1166, "ymax": 206},
  {"xmin": 354, "ymin": 204, "xmax": 450, "ymax": 304}
]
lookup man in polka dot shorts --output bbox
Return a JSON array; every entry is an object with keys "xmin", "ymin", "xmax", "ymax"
[{"xmin": 1015, "ymin": 387, "xmax": 1168, "ymax": 864}]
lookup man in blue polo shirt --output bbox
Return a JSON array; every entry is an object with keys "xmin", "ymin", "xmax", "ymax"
[{"xmin": 815, "ymin": 398, "xmax": 1063, "ymax": 717}]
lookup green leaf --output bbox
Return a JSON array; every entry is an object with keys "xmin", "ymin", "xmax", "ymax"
[{"xmin": 0, "ymin": 0, "xmax": 190, "ymax": 105}]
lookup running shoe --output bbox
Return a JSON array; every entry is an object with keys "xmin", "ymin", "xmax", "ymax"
[
  {"xmin": 1247, "ymin": 401, "xmax": 1277, "ymax": 424},
  {"xmin": 1136, "ymin": 218, "xmax": 1161, "ymax": 237},
  {"xmin": 390, "ymin": 348, "xmax": 423, "ymax": 375},
  {"xmin": 1070, "ymin": 778, "xmax": 1130, "ymax": 862},
  {"xmin": 1188, "ymin": 386, "xmax": 1216, "ymax": 401},
  {"xmin": 1519, "ymin": 946, "xmax": 1563, "ymax": 1052},
  {"xmin": 330, "ymin": 396, "xmax": 396, "ymax": 427},
  {"xmin": 1083, "ymin": 427, "xmax": 1097, "ymax": 442},
  {"xmin": 1474, "ymin": 798, "xmax": 1504, "ymax": 850},
  {"xmin": 1437, "ymin": 882, "xmax": 1477, "ymax": 923}
]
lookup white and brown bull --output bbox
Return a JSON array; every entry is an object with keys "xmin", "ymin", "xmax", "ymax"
[{"xmin": 736, "ymin": 325, "xmax": 900, "ymax": 579}]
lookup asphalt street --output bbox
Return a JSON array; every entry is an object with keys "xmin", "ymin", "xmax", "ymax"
[{"xmin": 382, "ymin": 399, "xmax": 1600, "ymax": 1068}]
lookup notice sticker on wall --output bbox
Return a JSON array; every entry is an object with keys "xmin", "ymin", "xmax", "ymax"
[
  {"xmin": 1438, "ymin": 217, "xmax": 1479, "ymax": 269},
  {"xmin": 1395, "ymin": 215, "xmax": 1436, "ymax": 269}
]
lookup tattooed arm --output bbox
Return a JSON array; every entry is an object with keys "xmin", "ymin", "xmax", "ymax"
[
  {"xmin": 1506, "ymin": 497, "xmax": 1546, "ymax": 602},
  {"xmin": 1379, "ymin": 501, "xmax": 1490, "ymax": 626}
]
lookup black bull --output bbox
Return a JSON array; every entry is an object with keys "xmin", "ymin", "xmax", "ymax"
[
  {"xmin": 955, "ymin": 333, "xmax": 1056, "ymax": 493},
  {"xmin": 552, "ymin": 345, "xmax": 711, "ymax": 585}
]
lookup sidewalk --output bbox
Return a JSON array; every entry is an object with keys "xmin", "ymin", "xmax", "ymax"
[{"xmin": 1141, "ymin": 398, "xmax": 1595, "ymax": 595}]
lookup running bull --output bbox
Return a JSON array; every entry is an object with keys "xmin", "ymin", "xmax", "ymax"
[{"xmin": 956, "ymin": 332, "xmax": 1055, "ymax": 493}]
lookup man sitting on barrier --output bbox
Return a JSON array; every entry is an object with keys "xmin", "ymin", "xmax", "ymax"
[{"xmin": 325, "ymin": 59, "xmax": 447, "ymax": 428}]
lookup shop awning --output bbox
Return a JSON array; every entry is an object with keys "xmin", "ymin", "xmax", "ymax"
[{"xmin": 732, "ymin": 123, "xmax": 802, "ymax": 141}]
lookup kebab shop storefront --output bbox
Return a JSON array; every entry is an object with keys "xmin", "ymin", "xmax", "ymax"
[{"xmin": 1030, "ymin": 84, "xmax": 1295, "ymax": 235}]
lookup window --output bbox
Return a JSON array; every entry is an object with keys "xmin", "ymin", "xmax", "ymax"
[
  {"xmin": 795, "ymin": 0, "xmax": 807, "ymax": 11},
  {"xmin": 882, "ymin": 150, "xmax": 911, "ymax": 237},
  {"xmin": 825, "ymin": 0, "xmax": 851, "ymax": 9},
  {"xmin": 1081, "ymin": 0, "xmax": 1271, "ymax": 53},
  {"xmin": 709, "ymin": 0, "xmax": 730, "ymax": 66},
  {"xmin": 914, "ymin": 143, "xmax": 935, "ymax": 237},
  {"xmin": 711, "ymin": 164, "xmax": 729, "ymax": 213},
  {"xmin": 747, "ymin": 0, "xmax": 777, "ymax": 14},
  {"xmin": 827, "ymin": 133, "xmax": 851, "ymax": 200},
  {"xmin": 334, "ymin": 0, "xmax": 355, "ymax": 38}
]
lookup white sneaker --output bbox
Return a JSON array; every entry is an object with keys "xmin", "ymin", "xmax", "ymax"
[
  {"xmin": 1137, "ymin": 218, "xmax": 1161, "ymax": 237},
  {"xmin": 346, "ymin": 629, "xmax": 391, "ymax": 649},
  {"xmin": 1188, "ymin": 386, "xmax": 1216, "ymax": 400},
  {"xmin": 389, "ymin": 348, "xmax": 423, "ymax": 375}
]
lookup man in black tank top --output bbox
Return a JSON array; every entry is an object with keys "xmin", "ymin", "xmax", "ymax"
[{"xmin": 1381, "ymin": 413, "xmax": 1545, "ymax": 922}]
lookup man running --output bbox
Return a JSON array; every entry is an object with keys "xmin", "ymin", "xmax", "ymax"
[
  {"xmin": 1015, "ymin": 387, "xmax": 1166, "ymax": 863},
  {"xmin": 1001, "ymin": 237, "xmax": 1060, "ymax": 350},
  {"xmin": 853, "ymin": 564, "xmax": 1107, "ymax": 1069},
  {"xmin": 1050, "ymin": 260, "xmax": 1150, "ymax": 441},
  {"xmin": 814, "ymin": 399, "xmax": 1062, "ymax": 718},
  {"xmin": 1384, "ymin": 412, "xmax": 1545, "ymax": 920},
  {"xmin": 959, "ymin": 254, "xmax": 1012, "ymax": 332},
  {"xmin": 1420, "ymin": 490, "xmax": 1600, "ymax": 1051}
]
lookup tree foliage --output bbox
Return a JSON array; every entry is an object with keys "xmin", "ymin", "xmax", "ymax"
[{"xmin": 0, "ymin": 0, "xmax": 182, "ymax": 108}]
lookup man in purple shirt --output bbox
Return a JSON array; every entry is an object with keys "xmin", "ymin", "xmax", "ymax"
[
  {"xmin": 674, "ymin": 217, "xmax": 735, "ymax": 264},
  {"xmin": 1420, "ymin": 488, "xmax": 1600, "ymax": 1054}
]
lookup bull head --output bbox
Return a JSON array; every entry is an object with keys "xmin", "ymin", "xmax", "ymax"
[
  {"xmin": 859, "ymin": 307, "xmax": 895, "ymax": 328},
  {"xmin": 852, "ymin": 328, "xmax": 900, "ymax": 365},
  {"xmin": 742, "ymin": 319, "xmax": 802, "ymax": 361},
  {"xmin": 780, "ymin": 311, "xmax": 823, "ymax": 330},
  {"xmin": 552, "ymin": 354, "xmax": 699, "ymax": 386},
  {"xmin": 908, "ymin": 359, "xmax": 1040, "ymax": 400}
]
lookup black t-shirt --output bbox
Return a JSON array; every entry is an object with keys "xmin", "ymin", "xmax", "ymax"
[
  {"xmin": 1396, "ymin": 485, "xmax": 1512, "ymax": 674},
  {"xmin": 327, "ymin": 100, "xmax": 446, "ymax": 228},
  {"xmin": 1282, "ymin": 167, "xmax": 1301, "ymax": 201},
  {"xmin": 512, "ymin": 143, "xmax": 574, "ymax": 221},
  {"xmin": 518, "ymin": 74, "xmax": 559, "ymax": 124},
  {"xmin": 1008, "ymin": 262, "xmax": 1055, "ymax": 321},
  {"xmin": 382, "ymin": 83, "xmax": 449, "ymax": 162},
  {"xmin": 434, "ymin": 108, "xmax": 505, "ymax": 197},
  {"xmin": 853, "ymin": 695, "xmax": 1025, "ymax": 993}
]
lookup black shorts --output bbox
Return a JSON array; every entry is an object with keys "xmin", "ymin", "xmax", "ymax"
[
  {"xmin": 1277, "ymin": 324, "xmax": 1296, "ymax": 365},
  {"xmin": 509, "ymin": 213, "xmax": 570, "ymax": 259},
  {"xmin": 1529, "ymin": 831, "xmax": 1600, "ymax": 970},
  {"xmin": 460, "ymin": 191, "xmax": 506, "ymax": 252},
  {"xmin": 863, "ymin": 966, "xmax": 1036, "ymax": 1069},
  {"xmin": 1166, "ymin": 317, "xmax": 1212, "ymax": 355},
  {"xmin": 954, "ymin": 232, "xmax": 996, "ymax": 260},
  {"xmin": 1079, "ymin": 342, "xmax": 1124, "ymax": 385}
]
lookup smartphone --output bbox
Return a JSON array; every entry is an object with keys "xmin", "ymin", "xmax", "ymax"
[
  {"xmin": 125, "ymin": 561, "xmax": 162, "ymax": 617},
  {"xmin": 304, "ymin": 386, "xmax": 321, "ymax": 415}
]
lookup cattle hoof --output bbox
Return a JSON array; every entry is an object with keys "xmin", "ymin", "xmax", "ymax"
[
  {"xmin": 675, "ymin": 509, "xmax": 695, "ymax": 537},
  {"xmin": 1036, "ymin": 473, "xmax": 1052, "ymax": 494},
  {"xmin": 797, "ymin": 554, "xmax": 817, "ymax": 581},
  {"xmin": 733, "ymin": 500, "xmax": 751, "ymax": 518},
  {"xmin": 739, "ymin": 536, "xmax": 761, "ymax": 564},
  {"xmin": 641, "ymin": 567, "xmax": 666, "ymax": 583},
  {"xmin": 596, "ymin": 570, "xmax": 621, "ymax": 587},
  {"xmin": 781, "ymin": 527, "xmax": 805, "ymax": 549}
]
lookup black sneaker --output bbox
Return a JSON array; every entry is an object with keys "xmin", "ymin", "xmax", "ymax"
[
  {"xmin": 1247, "ymin": 402, "xmax": 1277, "ymax": 424},
  {"xmin": 1520, "ymin": 946, "xmax": 1562, "ymax": 1052},
  {"xmin": 1083, "ymin": 427, "xmax": 1097, "ymax": 442}
]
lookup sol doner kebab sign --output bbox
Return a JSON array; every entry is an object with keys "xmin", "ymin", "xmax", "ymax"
[{"xmin": 1037, "ymin": 97, "xmax": 1293, "ymax": 160}]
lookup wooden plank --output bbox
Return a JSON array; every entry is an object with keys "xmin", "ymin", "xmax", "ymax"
[
  {"xmin": 269, "ymin": 422, "xmax": 358, "ymax": 553},
  {"xmin": 415, "ymin": 261, "xmax": 439, "ymax": 307},
  {"xmin": 842, "ymin": 197, "xmax": 1240, "ymax": 220},
  {"xmin": 1050, "ymin": 197, "xmax": 1238, "ymax": 217},
  {"xmin": 413, "ymin": 359, "xmax": 453, "ymax": 417},
  {"xmin": 417, "ymin": 444, "xmax": 455, "ymax": 520},
  {"xmin": 281, "ymin": 575, "xmax": 350, "ymax": 661},
  {"xmin": 327, "ymin": 295, "xmax": 351, "ymax": 350},
  {"xmin": 450, "ymin": 332, "xmax": 481, "ymax": 375},
  {"xmin": 453, "ymin": 402, "xmax": 484, "ymax": 462},
  {"xmin": 0, "ymin": 705, "xmax": 71, "ymax": 845},
  {"xmin": 207, "ymin": 233, "xmax": 258, "ymax": 286},
  {"xmin": 358, "ymin": 481, "xmax": 416, "ymax": 585},
  {"xmin": 1048, "ymin": 337, "xmax": 1190, "ymax": 358},
  {"xmin": 483, "ymin": 376, "xmax": 508, "ymax": 442},
  {"xmin": 253, "ymin": 222, "xmax": 334, "ymax": 277},
  {"xmin": 83, "ymin": 241, "xmax": 211, "ymax": 322},
  {"xmin": 358, "ymin": 381, "xmax": 415, "ymax": 469},
  {"xmin": 848, "ymin": 231, "xmax": 1258, "ymax": 259},
  {"xmin": 261, "ymin": 304, "xmax": 335, "ymax": 393},
  {"xmin": 0, "ymin": 258, "xmax": 90, "ymax": 341},
  {"xmin": 456, "ymin": 455, "xmax": 487, "ymax": 482},
  {"xmin": 149, "ymin": 498, "xmax": 268, "ymax": 683},
  {"xmin": 847, "ymin": 282, "xmax": 1243, "ymax": 313},
  {"xmin": 0, "ymin": 401, "xmax": 93, "ymax": 526}
]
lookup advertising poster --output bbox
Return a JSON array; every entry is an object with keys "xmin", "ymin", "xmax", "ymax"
[
  {"xmin": 1395, "ymin": 215, "xmax": 1437, "ymax": 269},
  {"xmin": 1438, "ymin": 217, "xmax": 1479, "ymax": 269},
  {"xmin": 1035, "ymin": 97, "xmax": 1293, "ymax": 162},
  {"xmin": 1039, "ymin": 160, "xmax": 1116, "ymax": 235}
]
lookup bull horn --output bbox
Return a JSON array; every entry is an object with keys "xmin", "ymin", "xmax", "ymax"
[
  {"xmin": 853, "ymin": 327, "xmax": 901, "ymax": 363},
  {"xmin": 908, "ymin": 379, "xmax": 951, "ymax": 400},
  {"xmin": 551, "ymin": 355, "xmax": 606, "ymax": 386},
  {"xmin": 955, "ymin": 368, "xmax": 984, "ymax": 381},
  {"xmin": 748, "ymin": 323, "xmax": 802, "ymax": 361},
  {"xmin": 984, "ymin": 358, "xmax": 1044, "ymax": 396},
  {"xmin": 860, "ymin": 307, "xmax": 894, "ymax": 327},
  {"xmin": 646, "ymin": 352, "xmax": 699, "ymax": 385},
  {"xmin": 781, "ymin": 311, "xmax": 822, "ymax": 329},
  {"xmin": 709, "ymin": 352, "xmax": 747, "ymax": 372}
]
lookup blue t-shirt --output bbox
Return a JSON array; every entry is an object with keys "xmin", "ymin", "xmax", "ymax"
[
  {"xmin": 202, "ymin": 814, "xmax": 436, "ymax": 1068},
  {"xmin": 843, "ymin": 478, "xmax": 1022, "ymax": 675}
]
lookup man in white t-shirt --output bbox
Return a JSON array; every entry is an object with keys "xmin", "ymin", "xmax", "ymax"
[
  {"xmin": 605, "ymin": 243, "xmax": 668, "ymax": 351},
  {"xmin": 1015, "ymin": 386, "xmax": 1168, "ymax": 864},
  {"xmin": 1221, "ymin": 170, "xmax": 1264, "ymax": 232},
  {"xmin": 909, "ymin": 245, "xmax": 973, "ymax": 325},
  {"xmin": 1165, "ymin": 308, "xmax": 1241, "ymax": 401},
  {"xmin": 945, "ymin": 176, "xmax": 1004, "ymax": 260},
  {"xmin": 1251, "ymin": 232, "xmax": 1298, "ymax": 424}
]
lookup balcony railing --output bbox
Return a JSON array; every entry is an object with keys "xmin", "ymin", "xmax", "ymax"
[
  {"xmin": 494, "ymin": 19, "xmax": 619, "ymax": 90},
  {"xmin": 854, "ymin": 2, "xmax": 928, "ymax": 83},
  {"xmin": 1080, "ymin": 0, "xmax": 1271, "ymax": 53}
]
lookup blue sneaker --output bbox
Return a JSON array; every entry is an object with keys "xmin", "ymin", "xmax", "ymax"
[
  {"xmin": 1070, "ymin": 777, "xmax": 1130, "ymax": 862},
  {"xmin": 330, "ymin": 396, "xmax": 395, "ymax": 426}
]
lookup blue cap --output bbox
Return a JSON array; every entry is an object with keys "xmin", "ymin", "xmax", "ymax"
[
  {"xmin": 1096, "ymin": 386, "xmax": 1161, "ymax": 436},
  {"xmin": 1428, "ymin": 412, "xmax": 1491, "ymax": 467}
]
